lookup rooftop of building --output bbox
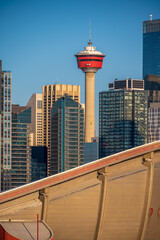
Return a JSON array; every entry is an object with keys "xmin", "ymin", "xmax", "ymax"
[
  {"xmin": 143, "ymin": 18, "xmax": 160, "ymax": 24},
  {"xmin": 12, "ymin": 104, "xmax": 29, "ymax": 114},
  {"xmin": 42, "ymin": 83, "xmax": 80, "ymax": 87},
  {"xmin": 143, "ymin": 18, "xmax": 160, "ymax": 33},
  {"xmin": 108, "ymin": 78, "xmax": 144, "ymax": 91},
  {"xmin": 2, "ymin": 71, "xmax": 11, "ymax": 73}
]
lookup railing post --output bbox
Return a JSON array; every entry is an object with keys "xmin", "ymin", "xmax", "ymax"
[
  {"xmin": 94, "ymin": 167, "xmax": 108, "ymax": 240},
  {"xmin": 37, "ymin": 213, "xmax": 39, "ymax": 240}
]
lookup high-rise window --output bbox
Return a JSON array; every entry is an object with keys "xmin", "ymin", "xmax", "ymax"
[{"xmin": 37, "ymin": 100, "xmax": 42, "ymax": 109}]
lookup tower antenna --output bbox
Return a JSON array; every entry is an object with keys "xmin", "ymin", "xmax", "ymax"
[
  {"xmin": 150, "ymin": 14, "xmax": 152, "ymax": 21},
  {"xmin": 88, "ymin": 18, "xmax": 92, "ymax": 46}
]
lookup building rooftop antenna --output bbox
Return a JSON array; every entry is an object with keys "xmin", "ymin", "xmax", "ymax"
[
  {"xmin": 88, "ymin": 18, "xmax": 92, "ymax": 46},
  {"xmin": 150, "ymin": 14, "xmax": 152, "ymax": 21}
]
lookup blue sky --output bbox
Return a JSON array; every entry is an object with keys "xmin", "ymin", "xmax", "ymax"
[{"xmin": 1, "ymin": 0, "xmax": 160, "ymax": 134}]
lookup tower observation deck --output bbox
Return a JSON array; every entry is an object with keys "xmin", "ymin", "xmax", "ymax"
[{"xmin": 75, "ymin": 41, "xmax": 105, "ymax": 142}]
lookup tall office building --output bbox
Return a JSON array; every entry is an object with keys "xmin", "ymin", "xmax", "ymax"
[
  {"xmin": 148, "ymin": 102, "xmax": 160, "ymax": 143},
  {"xmin": 30, "ymin": 146, "xmax": 47, "ymax": 182},
  {"xmin": 99, "ymin": 79, "xmax": 148, "ymax": 158},
  {"xmin": 11, "ymin": 105, "xmax": 31, "ymax": 188},
  {"xmin": 143, "ymin": 18, "xmax": 160, "ymax": 90},
  {"xmin": 50, "ymin": 95, "xmax": 84, "ymax": 175},
  {"xmin": 147, "ymin": 89, "xmax": 160, "ymax": 105},
  {"xmin": 0, "ymin": 60, "xmax": 12, "ymax": 191},
  {"xmin": 27, "ymin": 93, "xmax": 42, "ymax": 146},
  {"xmin": 42, "ymin": 84, "xmax": 80, "ymax": 175}
]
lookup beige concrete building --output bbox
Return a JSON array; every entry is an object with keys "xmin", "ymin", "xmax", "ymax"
[
  {"xmin": 42, "ymin": 84, "xmax": 80, "ymax": 175},
  {"xmin": 27, "ymin": 93, "xmax": 43, "ymax": 146}
]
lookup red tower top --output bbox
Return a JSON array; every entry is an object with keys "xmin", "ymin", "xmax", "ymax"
[{"xmin": 75, "ymin": 41, "xmax": 105, "ymax": 73}]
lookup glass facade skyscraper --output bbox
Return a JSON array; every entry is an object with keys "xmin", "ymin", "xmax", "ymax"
[
  {"xmin": 11, "ymin": 105, "xmax": 31, "ymax": 188},
  {"xmin": 148, "ymin": 102, "xmax": 160, "ymax": 143},
  {"xmin": 143, "ymin": 19, "xmax": 160, "ymax": 90},
  {"xmin": 99, "ymin": 87, "xmax": 148, "ymax": 158},
  {"xmin": 42, "ymin": 84, "xmax": 80, "ymax": 175},
  {"xmin": 50, "ymin": 95, "xmax": 84, "ymax": 175},
  {"xmin": 30, "ymin": 146, "xmax": 47, "ymax": 182},
  {"xmin": 0, "ymin": 60, "xmax": 12, "ymax": 191}
]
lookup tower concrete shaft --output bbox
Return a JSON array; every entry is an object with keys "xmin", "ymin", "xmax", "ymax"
[{"xmin": 85, "ymin": 72, "xmax": 95, "ymax": 142}]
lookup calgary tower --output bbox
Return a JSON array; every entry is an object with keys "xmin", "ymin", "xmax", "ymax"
[{"xmin": 75, "ymin": 39, "xmax": 105, "ymax": 142}]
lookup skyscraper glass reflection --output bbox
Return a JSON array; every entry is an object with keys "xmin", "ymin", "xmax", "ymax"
[
  {"xmin": 0, "ymin": 60, "xmax": 12, "ymax": 191},
  {"xmin": 50, "ymin": 95, "xmax": 84, "ymax": 175},
  {"xmin": 99, "ymin": 80, "xmax": 148, "ymax": 158},
  {"xmin": 143, "ymin": 19, "xmax": 160, "ymax": 90}
]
